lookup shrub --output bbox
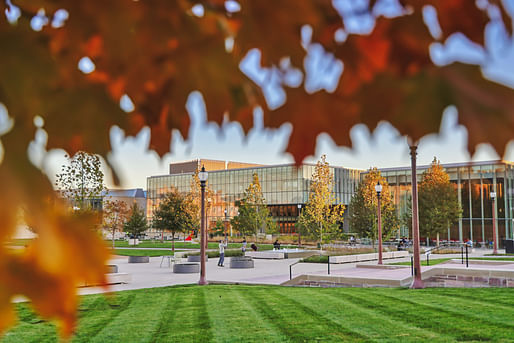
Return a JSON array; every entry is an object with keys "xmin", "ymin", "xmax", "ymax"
[{"xmin": 301, "ymin": 255, "xmax": 328, "ymax": 263}]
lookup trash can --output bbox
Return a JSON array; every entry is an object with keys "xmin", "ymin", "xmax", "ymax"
[{"xmin": 504, "ymin": 239, "xmax": 514, "ymax": 254}]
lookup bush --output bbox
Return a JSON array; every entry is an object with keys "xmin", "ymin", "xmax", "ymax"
[{"xmin": 301, "ymin": 255, "xmax": 328, "ymax": 263}]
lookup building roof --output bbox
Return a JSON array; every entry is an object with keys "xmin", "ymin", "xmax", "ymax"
[
  {"xmin": 103, "ymin": 188, "xmax": 146, "ymax": 198},
  {"xmin": 370, "ymin": 160, "xmax": 514, "ymax": 173},
  {"xmin": 148, "ymin": 161, "xmax": 364, "ymax": 179}
]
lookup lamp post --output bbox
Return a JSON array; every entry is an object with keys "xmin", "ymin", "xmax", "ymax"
[
  {"xmin": 198, "ymin": 166, "xmax": 208, "ymax": 285},
  {"xmin": 491, "ymin": 191, "xmax": 498, "ymax": 255},
  {"xmin": 410, "ymin": 144, "xmax": 424, "ymax": 288},
  {"xmin": 297, "ymin": 204, "xmax": 302, "ymax": 247},
  {"xmin": 375, "ymin": 181, "xmax": 383, "ymax": 265},
  {"xmin": 224, "ymin": 208, "xmax": 228, "ymax": 243}
]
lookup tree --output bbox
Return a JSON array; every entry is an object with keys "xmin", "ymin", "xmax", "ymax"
[
  {"xmin": 230, "ymin": 173, "xmax": 274, "ymax": 237},
  {"xmin": 123, "ymin": 203, "xmax": 148, "ymax": 241},
  {"xmin": 152, "ymin": 190, "xmax": 195, "ymax": 253},
  {"xmin": 348, "ymin": 168, "xmax": 400, "ymax": 245},
  {"xmin": 2, "ymin": 1, "xmax": 514, "ymax": 336},
  {"xmin": 55, "ymin": 151, "xmax": 106, "ymax": 211},
  {"xmin": 102, "ymin": 199, "xmax": 129, "ymax": 249},
  {"xmin": 297, "ymin": 155, "xmax": 344, "ymax": 248},
  {"xmin": 188, "ymin": 166, "xmax": 215, "ymax": 236},
  {"xmin": 411, "ymin": 158, "xmax": 462, "ymax": 245}
]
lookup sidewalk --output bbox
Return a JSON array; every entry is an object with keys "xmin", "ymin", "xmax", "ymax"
[{"xmin": 78, "ymin": 247, "xmax": 506, "ymax": 296}]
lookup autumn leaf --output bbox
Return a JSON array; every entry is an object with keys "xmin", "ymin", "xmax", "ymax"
[{"xmin": 231, "ymin": 0, "xmax": 342, "ymax": 67}]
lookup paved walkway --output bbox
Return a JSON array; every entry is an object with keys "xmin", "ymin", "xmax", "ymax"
[{"xmin": 78, "ymin": 248, "xmax": 503, "ymax": 295}]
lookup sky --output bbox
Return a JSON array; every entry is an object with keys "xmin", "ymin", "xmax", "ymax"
[{"xmin": 3, "ymin": 0, "xmax": 514, "ymax": 190}]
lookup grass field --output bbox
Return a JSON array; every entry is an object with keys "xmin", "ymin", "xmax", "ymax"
[
  {"xmin": 4, "ymin": 285, "xmax": 514, "ymax": 342},
  {"xmin": 113, "ymin": 240, "xmax": 297, "ymax": 251},
  {"xmin": 112, "ymin": 249, "xmax": 177, "ymax": 257}
]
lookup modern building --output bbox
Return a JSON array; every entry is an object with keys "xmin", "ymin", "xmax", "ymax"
[
  {"xmin": 146, "ymin": 159, "xmax": 362, "ymax": 235},
  {"xmin": 376, "ymin": 160, "xmax": 514, "ymax": 245},
  {"xmin": 146, "ymin": 158, "xmax": 514, "ymax": 244},
  {"xmin": 104, "ymin": 188, "xmax": 147, "ymax": 212}
]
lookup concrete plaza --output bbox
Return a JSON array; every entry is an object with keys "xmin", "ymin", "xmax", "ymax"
[{"xmin": 78, "ymin": 248, "xmax": 504, "ymax": 295}]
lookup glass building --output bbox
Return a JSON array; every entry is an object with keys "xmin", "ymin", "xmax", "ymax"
[
  {"xmin": 375, "ymin": 160, "xmax": 514, "ymax": 245},
  {"xmin": 146, "ymin": 160, "xmax": 362, "ymax": 235}
]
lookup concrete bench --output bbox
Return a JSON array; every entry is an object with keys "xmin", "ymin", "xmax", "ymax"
[{"xmin": 329, "ymin": 251, "xmax": 408, "ymax": 264}]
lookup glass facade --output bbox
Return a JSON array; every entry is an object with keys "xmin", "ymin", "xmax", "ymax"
[
  {"xmin": 375, "ymin": 161, "xmax": 514, "ymax": 245},
  {"xmin": 147, "ymin": 163, "xmax": 362, "ymax": 235}
]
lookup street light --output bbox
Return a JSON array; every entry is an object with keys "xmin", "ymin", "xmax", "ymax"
[
  {"xmin": 491, "ymin": 191, "xmax": 498, "ymax": 255},
  {"xmin": 375, "ymin": 181, "xmax": 383, "ymax": 265},
  {"xmin": 297, "ymin": 204, "xmax": 302, "ymax": 247},
  {"xmin": 198, "ymin": 166, "xmax": 208, "ymax": 285},
  {"xmin": 224, "ymin": 208, "xmax": 228, "ymax": 242}
]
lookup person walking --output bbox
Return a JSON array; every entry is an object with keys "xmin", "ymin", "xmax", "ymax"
[
  {"xmin": 218, "ymin": 240, "xmax": 227, "ymax": 267},
  {"xmin": 242, "ymin": 238, "xmax": 247, "ymax": 254}
]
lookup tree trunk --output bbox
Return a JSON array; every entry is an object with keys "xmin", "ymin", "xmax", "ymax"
[
  {"xmin": 112, "ymin": 226, "xmax": 115, "ymax": 249},
  {"xmin": 172, "ymin": 232, "xmax": 175, "ymax": 253},
  {"xmin": 319, "ymin": 222, "xmax": 323, "ymax": 251},
  {"xmin": 161, "ymin": 230, "xmax": 164, "ymax": 243},
  {"xmin": 436, "ymin": 232, "xmax": 440, "ymax": 246}
]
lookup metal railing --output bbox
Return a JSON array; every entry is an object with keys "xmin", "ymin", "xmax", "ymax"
[
  {"xmin": 289, "ymin": 255, "xmax": 331, "ymax": 280},
  {"xmin": 289, "ymin": 260, "xmax": 300, "ymax": 280}
]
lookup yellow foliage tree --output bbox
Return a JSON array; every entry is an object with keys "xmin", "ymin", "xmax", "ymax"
[
  {"xmin": 102, "ymin": 199, "xmax": 129, "ymax": 249},
  {"xmin": 297, "ymin": 155, "xmax": 345, "ymax": 248}
]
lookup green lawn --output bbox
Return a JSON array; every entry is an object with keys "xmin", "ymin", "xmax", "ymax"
[
  {"xmin": 113, "ymin": 240, "xmax": 243, "ymax": 249},
  {"xmin": 4, "ymin": 285, "xmax": 514, "ymax": 342},
  {"xmin": 112, "ymin": 249, "xmax": 177, "ymax": 257},
  {"xmin": 112, "ymin": 240, "xmax": 296, "ymax": 251}
]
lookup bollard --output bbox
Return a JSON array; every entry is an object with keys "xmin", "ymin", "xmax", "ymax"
[
  {"xmin": 327, "ymin": 256, "xmax": 330, "ymax": 275},
  {"xmin": 465, "ymin": 245, "xmax": 469, "ymax": 268},
  {"xmin": 461, "ymin": 246, "xmax": 464, "ymax": 264},
  {"xmin": 289, "ymin": 264, "xmax": 292, "ymax": 280}
]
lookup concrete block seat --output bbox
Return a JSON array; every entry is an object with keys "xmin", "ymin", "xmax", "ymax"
[
  {"xmin": 128, "ymin": 256, "xmax": 150, "ymax": 263},
  {"xmin": 173, "ymin": 263, "xmax": 200, "ymax": 274},
  {"xmin": 230, "ymin": 256, "xmax": 254, "ymax": 269},
  {"xmin": 187, "ymin": 255, "xmax": 208, "ymax": 262},
  {"xmin": 329, "ymin": 251, "xmax": 408, "ymax": 264}
]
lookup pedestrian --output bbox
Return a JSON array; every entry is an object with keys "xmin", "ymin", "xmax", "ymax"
[
  {"xmin": 218, "ymin": 240, "xmax": 227, "ymax": 267},
  {"xmin": 273, "ymin": 239, "xmax": 280, "ymax": 250},
  {"xmin": 242, "ymin": 237, "xmax": 247, "ymax": 254},
  {"xmin": 251, "ymin": 243, "xmax": 258, "ymax": 251}
]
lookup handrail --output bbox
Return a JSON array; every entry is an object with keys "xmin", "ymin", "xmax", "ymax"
[
  {"xmin": 289, "ymin": 260, "xmax": 301, "ymax": 280},
  {"xmin": 425, "ymin": 242, "xmax": 452, "ymax": 254}
]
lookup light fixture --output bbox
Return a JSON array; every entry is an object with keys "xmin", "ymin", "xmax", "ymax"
[
  {"xmin": 375, "ymin": 181, "xmax": 383, "ymax": 195},
  {"xmin": 198, "ymin": 165, "xmax": 208, "ymax": 182}
]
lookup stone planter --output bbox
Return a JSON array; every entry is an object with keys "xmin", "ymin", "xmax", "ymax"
[
  {"xmin": 230, "ymin": 256, "xmax": 254, "ymax": 269},
  {"xmin": 128, "ymin": 256, "xmax": 149, "ymax": 263},
  {"xmin": 107, "ymin": 264, "xmax": 118, "ymax": 273},
  {"xmin": 173, "ymin": 263, "xmax": 200, "ymax": 274},
  {"xmin": 187, "ymin": 255, "xmax": 208, "ymax": 262}
]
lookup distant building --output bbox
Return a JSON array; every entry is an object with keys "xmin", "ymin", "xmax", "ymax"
[
  {"xmin": 372, "ymin": 160, "xmax": 514, "ymax": 245},
  {"xmin": 103, "ymin": 188, "xmax": 147, "ymax": 212},
  {"xmin": 147, "ymin": 158, "xmax": 514, "ymax": 244},
  {"xmin": 147, "ymin": 161, "xmax": 361, "ymax": 235}
]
